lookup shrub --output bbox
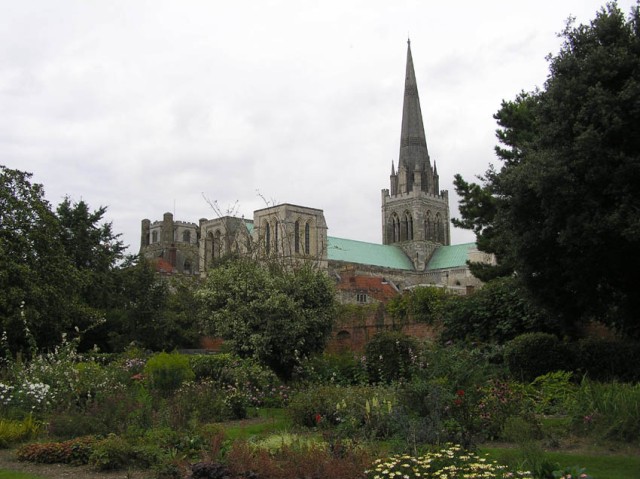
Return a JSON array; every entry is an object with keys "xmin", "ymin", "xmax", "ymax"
[
  {"xmin": 576, "ymin": 338, "xmax": 640, "ymax": 382},
  {"xmin": 89, "ymin": 434, "xmax": 157, "ymax": 471},
  {"xmin": 297, "ymin": 352, "xmax": 368, "ymax": 386},
  {"xmin": 527, "ymin": 371, "xmax": 576, "ymax": 415},
  {"xmin": 144, "ymin": 352, "xmax": 195, "ymax": 396},
  {"xmin": 504, "ymin": 333, "xmax": 571, "ymax": 382},
  {"xmin": 189, "ymin": 353, "xmax": 236, "ymax": 381},
  {"xmin": 365, "ymin": 331, "xmax": 418, "ymax": 384},
  {"xmin": 17, "ymin": 436, "xmax": 97, "ymax": 464},
  {"xmin": 288, "ymin": 384, "xmax": 400, "ymax": 439}
]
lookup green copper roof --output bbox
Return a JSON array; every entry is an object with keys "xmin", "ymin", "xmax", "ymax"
[
  {"xmin": 327, "ymin": 236, "xmax": 414, "ymax": 270},
  {"xmin": 426, "ymin": 243, "xmax": 475, "ymax": 270}
]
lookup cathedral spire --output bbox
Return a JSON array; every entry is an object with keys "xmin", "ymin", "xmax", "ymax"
[{"xmin": 397, "ymin": 40, "xmax": 432, "ymax": 193}]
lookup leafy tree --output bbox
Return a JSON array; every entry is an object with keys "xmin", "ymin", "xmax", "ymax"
[
  {"xmin": 102, "ymin": 257, "xmax": 200, "ymax": 352},
  {"xmin": 0, "ymin": 166, "xmax": 80, "ymax": 353},
  {"xmin": 197, "ymin": 258, "xmax": 336, "ymax": 379},
  {"xmin": 453, "ymin": 3, "xmax": 640, "ymax": 336},
  {"xmin": 56, "ymin": 197, "xmax": 126, "ymax": 339},
  {"xmin": 440, "ymin": 277, "xmax": 560, "ymax": 344}
]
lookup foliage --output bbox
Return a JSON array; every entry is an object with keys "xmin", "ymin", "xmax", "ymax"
[
  {"xmin": 296, "ymin": 351, "xmax": 368, "ymax": 386},
  {"xmin": 575, "ymin": 337, "xmax": 640, "ymax": 382},
  {"xmin": 553, "ymin": 465, "xmax": 593, "ymax": 479},
  {"xmin": 0, "ymin": 416, "xmax": 41, "ymax": 448},
  {"xmin": 16, "ymin": 436, "xmax": 97, "ymax": 465},
  {"xmin": 504, "ymin": 333, "xmax": 571, "ymax": 382},
  {"xmin": 441, "ymin": 277, "xmax": 560, "ymax": 344},
  {"xmin": 527, "ymin": 371, "xmax": 577, "ymax": 415},
  {"xmin": 365, "ymin": 331, "xmax": 418, "ymax": 384},
  {"xmin": 89, "ymin": 434, "xmax": 156, "ymax": 471},
  {"xmin": 0, "ymin": 166, "xmax": 80, "ymax": 354},
  {"xmin": 386, "ymin": 286, "xmax": 450, "ymax": 325},
  {"xmin": 365, "ymin": 444, "xmax": 532, "ymax": 479},
  {"xmin": 225, "ymin": 439, "xmax": 370, "ymax": 479},
  {"xmin": 452, "ymin": 4, "xmax": 640, "ymax": 337},
  {"xmin": 197, "ymin": 258, "xmax": 336, "ymax": 379},
  {"xmin": 144, "ymin": 352, "xmax": 195, "ymax": 396},
  {"xmin": 570, "ymin": 379, "xmax": 640, "ymax": 442}
]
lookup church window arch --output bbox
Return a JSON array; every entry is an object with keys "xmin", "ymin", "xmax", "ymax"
[
  {"xmin": 435, "ymin": 213, "xmax": 443, "ymax": 244},
  {"xmin": 305, "ymin": 221, "xmax": 313, "ymax": 254},
  {"xmin": 213, "ymin": 230, "xmax": 222, "ymax": 259},
  {"xmin": 265, "ymin": 222, "xmax": 271, "ymax": 255},
  {"xmin": 182, "ymin": 230, "xmax": 191, "ymax": 243},
  {"xmin": 389, "ymin": 213, "xmax": 400, "ymax": 243},
  {"xmin": 404, "ymin": 211, "xmax": 414, "ymax": 240},
  {"xmin": 425, "ymin": 211, "xmax": 432, "ymax": 241},
  {"xmin": 294, "ymin": 220, "xmax": 300, "ymax": 253},
  {"xmin": 274, "ymin": 220, "xmax": 279, "ymax": 253}
]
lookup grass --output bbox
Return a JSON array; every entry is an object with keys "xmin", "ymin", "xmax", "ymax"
[
  {"xmin": 0, "ymin": 471, "xmax": 45, "ymax": 479},
  {"xmin": 222, "ymin": 408, "xmax": 292, "ymax": 441},
  {"xmin": 482, "ymin": 446, "xmax": 640, "ymax": 479}
]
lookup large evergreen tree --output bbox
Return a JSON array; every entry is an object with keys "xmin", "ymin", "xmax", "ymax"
[{"xmin": 454, "ymin": 3, "xmax": 640, "ymax": 336}]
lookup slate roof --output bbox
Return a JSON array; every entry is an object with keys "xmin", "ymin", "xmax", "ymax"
[{"xmin": 327, "ymin": 236, "xmax": 414, "ymax": 270}]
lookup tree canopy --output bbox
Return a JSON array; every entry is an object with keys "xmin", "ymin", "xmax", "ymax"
[
  {"xmin": 453, "ymin": 3, "xmax": 640, "ymax": 337},
  {"xmin": 197, "ymin": 258, "xmax": 336, "ymax": 379}
]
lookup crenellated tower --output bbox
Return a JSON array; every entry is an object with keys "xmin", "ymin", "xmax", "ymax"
[{"xmin": 382, "ymin": 40, "xmax": 450, "ymax": 270}]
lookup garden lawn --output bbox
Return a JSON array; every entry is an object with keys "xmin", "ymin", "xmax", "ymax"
[
  {"xmin": 0, "ymin": 471, "xmax": 44, "ymax": 479},
  {"xmin": 482, "ymin": 447, "xmax": 640, "ymax": 479}
]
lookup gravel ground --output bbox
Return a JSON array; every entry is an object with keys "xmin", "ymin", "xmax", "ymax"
[{"xmin": 0, "ymin": 448, "xmax": 152, "ymax": 479}]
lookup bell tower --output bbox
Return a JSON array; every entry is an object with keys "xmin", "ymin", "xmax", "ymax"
[{"xmin": 381, "ymin": 40, "xmax": 450, "ymax": 270}]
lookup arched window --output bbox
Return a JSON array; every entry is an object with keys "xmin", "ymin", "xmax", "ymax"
[
  {"xmin": 184, "ymin": 260, "xmax": 191, "ymax": 274},
  {"xmin": 304, "ymin": 222, "xmax": 310, "ymax": 254},
  {"xmin": 404, "ymin": 212, "xmax": 413, "ymax": 240},
  {"xmin": 274, "ymin": 220, "xmax": 279, "ymax": 253},
  {"xmin": 206, "ymin": 232, "xmax": 214, "ymax": 266},
  {"xmin": 182, "ymin": 230, "xmax": 191, "ymax": 243},
  {"xmin": 435, "ymin": 213, "xmax": 442, "ymax": 244},
  {"xmin": 294, "ymin": 220, "xmax": 300, "ymax": 253},
  {"xmin": 151, "ymin": 231, "xmax": 158, "ymax": 243},
  {"xmin": 390, "ymin": 213, "xmax": 400, "ymax": 243},
  {"xmin": 425, "ymin": 211, "xmax": 432, "ymax": 241},
  {"xmin": 213, "ymin": 230, "xmax": 222, "ymax": 258},
  {"xmin": 265, "ymin": 222, "xmax": 271, "ymax": 254}
]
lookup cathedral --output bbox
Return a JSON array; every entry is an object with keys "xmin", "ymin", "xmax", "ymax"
[{"xmin": 140, "ymin": 42, "xmax": 492, "ymax": 301}]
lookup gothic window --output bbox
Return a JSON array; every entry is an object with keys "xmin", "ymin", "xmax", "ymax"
[
  {"xmin": 206, "ymin": 232, "xmax": 214, "ymax": 265},
  {"xmin": 265, "ymin": 222, "xmax": 271, "ymax": 254},
  {"xmin": 151, "ymin": 231, "xmax": 158, "ymax": 243},
  {"xmin": 213, "ymin": 230, "xmax": 222, "ymax": 258},
  {"xmin": 390, "ymin": 213, "xmax": 400, "ymax": 243},
  {"xmin": 435, "ymin": 213, "xmax": 443, "ymax": 244},
  {"xmin": 294, "ymin": 220, "xmax": 300, "ymax": 253},
  {"xmin": 425, "ymin": 211, "xmax": 432, "ymax": 241},
  {"xmin": 182, "ymin": 230, "xmax": 191, "ymax": 243},
  {"xmin": 184, "ymin": 260, "xmax": 191, "ymax": 274},
  {"xmin": 304, "ymin": 222, "xmax": 310, "ymax": 254},
  {"xmin": 274, "ymin": 220, "xmax": 279, "ymax": 253},
  {"xmin": 404, "ymin": 212, "xmax": 414, "ymax": 240}
]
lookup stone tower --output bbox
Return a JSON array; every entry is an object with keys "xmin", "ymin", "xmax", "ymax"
[{"xmin": 381, "ymin": 41, "xmax": 450, "ymax": 270}]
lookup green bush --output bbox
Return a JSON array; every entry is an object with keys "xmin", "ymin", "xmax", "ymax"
[
  {"xmin": 189, "ymin": 353, "xmax": 236, "ymax": 381},
  {"xmin": 297, "ymin": 352, "xmax": 368, "ymax": 385},
  {"xmin": 504, "ymin": 333, "xmax": 571, "ymax": 382},
  {"xmin": 576, "ymin": 338, "xmax": 640, "ymax": 382},
  {"xmin": 144, "ymin": 352, "xmax": 195, "ymax": 396},
  {"xmin": 527, "ymin": 371, "xmax": 576, "ymax": 415},
  {"xmin": 89, "ymin": 434, "xmax": 157, "ymax": 471},
  {"xmin": 365, "ymin": 331, "xmax": 418, "ymax": 384}
]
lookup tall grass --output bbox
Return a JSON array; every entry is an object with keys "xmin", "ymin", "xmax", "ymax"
[
  {"xmin": 571, "ymin": 379, "xmax": 640, "ymax": 441},
  {"xmin": 0, "ymin": 416, "xmax": 41, "ymax": 448}
]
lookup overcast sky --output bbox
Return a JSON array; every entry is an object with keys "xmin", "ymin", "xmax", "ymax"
[{"xmin": 2, "ymin": 0, "xmax": 637, "ymax": 255}]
